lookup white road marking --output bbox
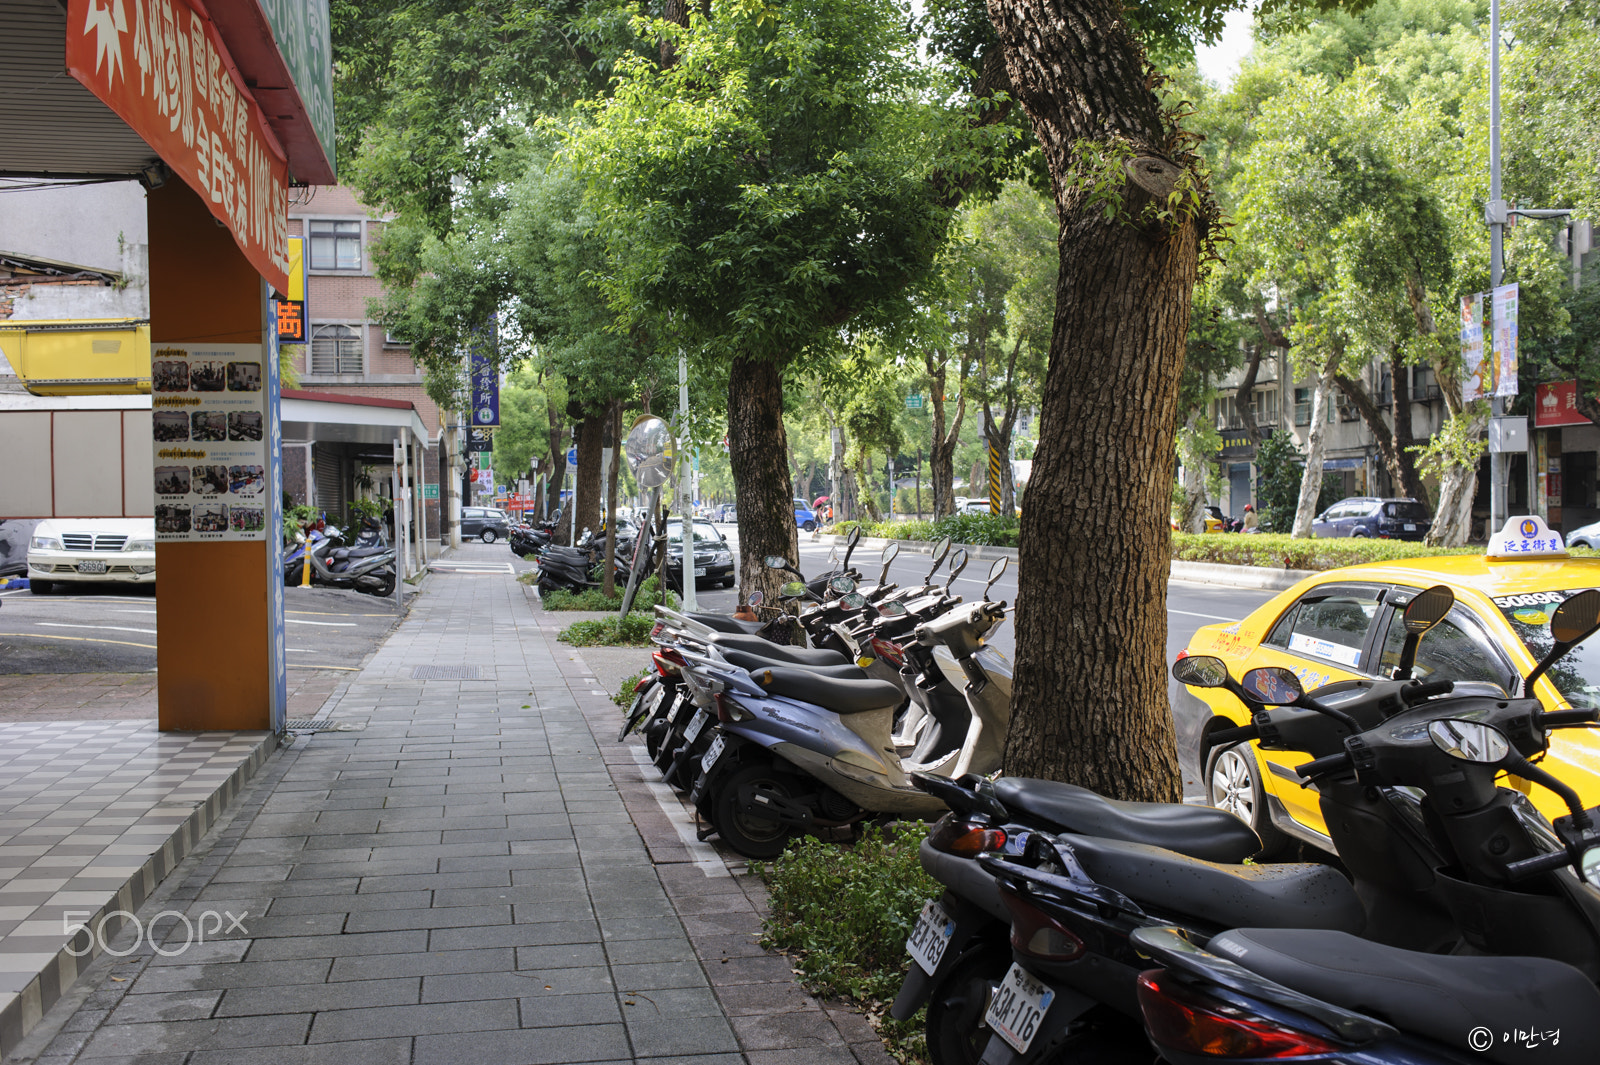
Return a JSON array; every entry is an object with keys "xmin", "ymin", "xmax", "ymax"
[
  {"xmin": 629, "ymin": 746, "xmax": 729, "ymax": 877},
  {"xmin": 285, "ymin": 618, "xmax": 357, "ymax": 627},
  {"xmin": 1168, "ymin": 609, "xmax": 1240, "ymax": 622},
  {"xmin": 112, "ymin": 609, "xmax": 158, "ymax": 614},
  {"xmin": 37, "ymin": 622, "xmax": 158, "ymax": 635}
]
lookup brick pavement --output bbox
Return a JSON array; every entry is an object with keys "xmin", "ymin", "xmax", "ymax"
[{"xmin": 5, "ymin": 544, "xmax": 893, "ymax": 1065}]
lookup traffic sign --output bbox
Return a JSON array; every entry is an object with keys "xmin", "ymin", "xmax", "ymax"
[
  {"xmin": 905, "ymin": 394, "xmax": 923, "ymax": 409},
  {"xmin": 567, "ymin": 447, "xmax": 578, "ymax": 467}
]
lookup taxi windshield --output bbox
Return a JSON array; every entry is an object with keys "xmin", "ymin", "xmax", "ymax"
[{"xmin": 1497, "ymin": 591, "xmax": 1600, "ymax": 709}]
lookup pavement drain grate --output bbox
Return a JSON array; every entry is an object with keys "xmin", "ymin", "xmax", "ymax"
[
  {"xmin": 411, "ymin": 665, "xmax": 482, "ymax": 680},
  {"xmin": 283, "ymin": 719, "xmax": 366, "ymax": 732}
]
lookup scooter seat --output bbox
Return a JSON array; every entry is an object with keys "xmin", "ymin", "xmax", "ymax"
[
  {"xmin": 994, "ymin": 778, "xmax": 1260, "ymax": 863},
  {"xmin": 752, "ymin": 665, "xmax": 902, "ymax": 715},
  {"xmin": 1057, "ymin": 832, "xmax": 1364, "ymax": 934},
  {"xmin": 341, "ymin": 547, "xmax": 387, "ymax": 560},
  {"xmin": 1208, "ymin": 928, "xmax": 1600, "ymax": 1064},
  {"xmin": 710, "ymin": 633, "xmax": 850, "ymax": 666},
  {"xmin": 686, "ymin": 612, "xmax": 765, "ymax": 635},
  {"xmin": 721, "ymin": 648, "xmax": 867, "ymax": 681}
]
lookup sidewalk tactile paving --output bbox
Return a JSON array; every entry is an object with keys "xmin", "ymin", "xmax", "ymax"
[{"xmin": 3, "ymin": 543, "xmax": 892, "ymax": 1064}]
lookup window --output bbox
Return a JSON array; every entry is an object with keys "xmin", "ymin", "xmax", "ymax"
[
  {"xmin": 1377, "ymin": 607, "xmax": 1513, "ymax": 691},
  {"xmin": 1382, "ymin": 501, "xmax": 1429, "ymax": 521},
  {"xmin": 310, "ymin": 324, "xmax": 363, "ymax": 375},
  {"xmin": 1376, "ymin": 367, "xmax": 1392, "ymax": 408},
  {"xmin": 1252, "ymin": 388, "xmax": 1279, "ymax": 426},
  {"xmin": 1265, "ymin": 587, "xmax": 1384, "ymax": 670},
  {"xmin": 308, "ymin": 220, "xmax": 361, "ymax": 270},
  {"xmin": 1412, "ymin": 366, "xmax": 1441, "ymax": 401},
  {"xmin": 1294, "ymin": 387, "xmax": 1311, "ymax": 426}
]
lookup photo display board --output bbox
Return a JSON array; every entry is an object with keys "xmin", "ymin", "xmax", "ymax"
[{"xmin": 151, "ymin": 344, "xmax": 269, "ymax": 541}]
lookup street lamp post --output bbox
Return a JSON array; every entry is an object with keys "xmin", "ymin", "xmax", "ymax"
[{"xmin": 678, "ymin": 351, "xmax": 697, "ymax": 612}]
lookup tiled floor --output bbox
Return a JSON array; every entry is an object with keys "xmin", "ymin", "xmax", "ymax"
[{"xmin": 0, "ymin": 724, "xmax": 273, "ymax": 1051}]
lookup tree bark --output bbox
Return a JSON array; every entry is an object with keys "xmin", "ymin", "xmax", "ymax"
[
  {"xmin": 855, "ymin": 445, "xmax": 884, "ymax": 522},
  {"xmin": 571, "ymin": 406, "xmax": 606, "ymax": 542},
  {"xmin": 1177, "ymin": 411, "xmax": 1209, "ymax": 533},
  {"xmin": 1293, "ymin": 353, "xmax": 1340, "ymax": 537},
  {"xmin": 728, "ymin": 355, "xmax": 801, "ymax": 608},
  {"xmin": 1334, "ymin": 365, "xmax": 1428, "ymax": 507},
  {"xmin": 988, "ymin": 0, "xmax": 1198, "ymax": 800},
  {"xmin": 915, "ymin": 446, "xmax": 923, "ymax": 519},
  {"xmin": 1235, "ymin": 343, "xmax": 1264, "ymax": 447},
  {"xmin": 545, "ymin": 397, "xmax": 567, "ymax": 542},
  {"xmin": 926, "ymin": 349, "xmax": 967, "ymax": 518}
]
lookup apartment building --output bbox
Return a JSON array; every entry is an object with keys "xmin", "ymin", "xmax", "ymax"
[{"xmin": 285, "ymin": 185, "xmax": 447, "ymax": 536}]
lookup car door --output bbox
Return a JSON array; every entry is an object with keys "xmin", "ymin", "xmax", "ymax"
[
  {"xmin": 461, "ymin": 508, "xmax": 483, "ymax": 537},
  {"xmin": 1311, "ymin": 505, "xmax": 1340, "ymax": 538},
  {"xmin": 1371, "ymin": 593, "xmax": 1516, "ymax": 694},
  {"xmin": 1246, "ymin": 582, "xmax": 1390, "ymax": 830}
]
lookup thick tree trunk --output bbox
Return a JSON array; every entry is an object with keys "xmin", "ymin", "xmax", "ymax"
[
  {"xmin": 1177, "ymin": 411, "xmax": 1209, "ymax": 533},
  {"xmin": 572, "ymin": 408, "xmax": 605, "ymax": 541},
  {"xmin": 1235, "ymin": 344, "xmax": 1264, "ymax": 447},
  {"xmin": 856, "ymin": 446, "xmax": 884, "ymax": 522},
  {"xmin": 1293, "ymin": 356, "xmax": 1339, "ymax": 537},
  {"xmin": 915, "ymin": 447, "xmax": 923, "ymax": 519},
  {"xmin": 728, "ymin": 355, "xmax": 801, "ymax": 608},
  {"xmin": 989, "ymin": 0, "xmax": 1199, "ymax": 800},
  {"xmin": 602, "ymin": 399, "xmax": 620, "ymax": 597},
  {"xmin": 545, "ymin": 398, "xmax": 567, "ymax": 543}
]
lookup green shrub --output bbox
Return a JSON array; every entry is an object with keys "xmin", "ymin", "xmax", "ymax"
[
  {"xmin": 537, "ymin": 575, "xmax": 677, "ymax": 611},
  {"xmin": 931, "ymin": 512, "xmax": 1020, "ymax": 547},
  {"xmin": 1171, "ymin": 532, "xmax": 1482, "ymax": 570},
  {"xmin": 614, "ymin": 667, "xmax": 653, "ymax": 707},
  {"xmin": 556, "ymin": 612, "xmax": 657, "ymax": 646},
  {"xmin": 755, "ymin": 824, "xmax": 938, "ymax": 1061}
]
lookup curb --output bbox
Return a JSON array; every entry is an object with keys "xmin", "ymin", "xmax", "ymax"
[
  {"xmin": 814, "ymin": 532, "xmax": 1019, "ymax": 562},
  {"xmin": 0, "ymin": 732, "xmax": 278, "ymax": 1057}
]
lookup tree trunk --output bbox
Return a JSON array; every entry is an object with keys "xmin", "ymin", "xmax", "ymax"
[
  {"xmin": 1235, "ymin": 343, "xmax": 1264, "ymax": 447},
  {"xmin": 988, "ymin": 0, "xmax": 1200, "ymax": 800},
  {"xmin": 915, "ymin": 446, "xmax": 923, "ymax": 519},
  {"xmin": 545, "ymin": 397, "xmax": 567, "ymax": 543},
  {"xmin": 572, "ymin": 407, "xmax": 605, "ymax": 542},
  {"xmin": 728, "ymin": 355, "xmax": 800, "ymax": 608},
  {"xmin": 1177, "ymin": 411, "xmax": 1209, "ymax": 533},
  {"xmin": 969, "ymin": 456, "xmax": 987, "ymax": 503},
  {"xmin": 1334, "ymin": 366, "xmax": 1428, "ymax": 508},
  {"xmin": 856, "ymin": 445, "xmax": 884, "ymax": 522},
  {"xmin": 926, "ymin": 349, "xmax": 966, "ymax": 518},
  {"xmin": 1293, "ymin": 355, "xmax": 1339, "ymax": 537},
  {"xmin": 602, "ymin": 399, "xmax": 621, "ymax": 597}
]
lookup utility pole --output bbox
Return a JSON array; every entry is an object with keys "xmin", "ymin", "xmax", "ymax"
[
  {"xmin": 678, "ymin": 350, "xmax": 697, "ymax": 611},
  {"xmin": 1488, "ymin": 0, "xmax": 1506, "ymax": 537}
]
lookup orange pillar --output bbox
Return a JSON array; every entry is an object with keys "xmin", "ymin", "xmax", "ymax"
[{"xmin": 148, "ymin": 180, "xmax": 272, "ymax": 731}]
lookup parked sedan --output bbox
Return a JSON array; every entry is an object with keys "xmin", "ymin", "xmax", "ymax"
[
  {"xmin": 27, "ymin": 518, "xmax": 156, "ymax": 593},
  {"xmin": 1311, "ymin": 497, "xmax": 1431, "ymax": 540},
  {"xmin": 663, "ymin": 520, "xmax": 735, "ymax": 589},
  {"xmin": 460, "ymin": 506, "xmax": 511, "ymax": 543}
]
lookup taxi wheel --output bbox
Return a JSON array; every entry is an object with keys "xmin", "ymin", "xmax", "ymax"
[{"xmin": 1206, "ymin": 742, "xmax": 1287, "ymax": 857}]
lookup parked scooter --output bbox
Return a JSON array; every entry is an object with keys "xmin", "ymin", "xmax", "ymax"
[
  {"xmin": 901, "ymin": 586, "xmax": 1600, "ymax": 1065},
  {"xmin": 293, "ymin": 525, "xmax": 397, "ymax": 596},
  {"xmin": 675, "ymin": 557, "xmax": 1016, "ymax": 857}
]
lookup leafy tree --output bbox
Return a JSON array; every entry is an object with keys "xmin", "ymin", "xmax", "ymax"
[{"xmin": 565, "ymin": 0, "xmax": 993, "ymax": 601}]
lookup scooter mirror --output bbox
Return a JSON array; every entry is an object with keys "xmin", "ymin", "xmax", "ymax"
[
  {"xmin": 840, "ymin": 592, "xmax": 867, "ymax": 611},
  {"xmin": 984, "ymin": 557, "xmax": 1009, "ymax": 597},
  {"xmin": 847, "ymin": 526, "xmax": 862, "ymax": 547},
  {"xmin": 763, "ymin": 555, "xmax": 791, "ymax": 570},
  {"xmin": 748, "ymin": 590, "xmax": 764, "ymax": 607},
  {"xmin": 1241, "ymin": 666, "xmax": 1304, "ymax": 706},
  {"xmin": 926, "ymin": 538, "xmax": 953, "ymax": 582},
  {"xmin": 878, "ymin": 601, "xmax": 908, "ymax": 618},
  {"xmin": 779, "ymin": 580, "xmax": 809, "ymax": 600},
  {"xmin": 1427, "ymin": 719, "xmax": 1512, "ymax": 765},
  {"xmin": 828, "ymin": 546, "xmax": 839, "ymax": 565},
  {"xmin": 828, "ymin": 575, "xmax": 857, "ymax": 595},
  {"xmin": 1583, "ymin": 847, "xmax": 1600, "ymax": 889},
  {"xmin": 881, "ymin": 543, "xmax": 899, "ymax": 565},
  {"xmin": 1551, "ymin": 589, "xmax": 1600, "ymax": 644},
  {"xmin": 1403, "ymin": 585, "xmax": 1455, "ymax": 635},
  {"xmin": 945, "ymin": 549, "xmax": 969, "ymax": 589},
  {"xmin": 1171, "ymin": 655, "xmax": 1229, "ymax": 689}
]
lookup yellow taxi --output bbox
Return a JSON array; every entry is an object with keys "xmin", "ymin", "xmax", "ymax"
[{"xmin": 1179, "ymin": 515, "xmax": 1600, "ymax": 856}]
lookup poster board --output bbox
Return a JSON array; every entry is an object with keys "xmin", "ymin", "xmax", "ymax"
[{"xmin": 151, "ymin": 344, "xmax": 269, "ymax": 541}]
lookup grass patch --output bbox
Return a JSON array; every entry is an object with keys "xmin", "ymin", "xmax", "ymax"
[
  {"xmin": 557, "ymin": 612, "xmax": 656, "ymax": 646},
  {"xmin": 1170, "ymin": 532, "xmax": 1485, "ymax": 571},
  {"xmin": 828, "ymin": 513, "xmax": 1020, "ymax": 549},
  {"xmin": 538, "ymin": 576, "xmax": 678, "ymax": 612},
  {"xmin": 614, "ymin": 667, "xmax": 652, "ymax": 707},
  {"xmin": 754, "ymin": 824, "xmax": 938, "ymax": 1063}
]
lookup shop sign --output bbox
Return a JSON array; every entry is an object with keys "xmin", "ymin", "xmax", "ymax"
[
  {"xmin": 1534, "ymin": 381, "xmax": 1593, "ymax": 428},
  {"xmin": 66, "ymin": 0, "xmax": 291, "ymax": 293},
  {"xmin": 253, "ymin": 0, "xmax": 336, "ymax": 175},
  {"xmin": 151, "ymin": 344, "xmax": 271, "ymax": 541}
]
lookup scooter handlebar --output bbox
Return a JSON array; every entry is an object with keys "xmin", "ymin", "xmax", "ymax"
[
  {"xmin": 1400, "ymin": 680, "xmax": 1454, "ymax": 705},
  {"xmin": 1295, "ymin": 751, "xmax": 1352, "ymax": 780}
]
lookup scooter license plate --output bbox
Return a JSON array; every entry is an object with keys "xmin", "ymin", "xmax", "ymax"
[
  {"xmin": 906, "ymin": 899, "xmax": 955, "ymax": 975},
  {"xmin": 701, "ymin": 734, "xmax": 727, "ymax": 773},
  {"xmin": 985, "ymin": 963, "xmax": 1055, "ymax": 1054},
  {"xmin": 684, "ymin": 708, "xmax": 710, "ymax": 744}
]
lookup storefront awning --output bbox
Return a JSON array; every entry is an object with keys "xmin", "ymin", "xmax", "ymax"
[{"xmin": 0, "ymin": 319, "xmax": 151, "ymax": 395}]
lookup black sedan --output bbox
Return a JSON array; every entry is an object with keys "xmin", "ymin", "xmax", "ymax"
[{"xmin": 663, "ymin": 519, "xmax": 735, "ymax": 589}]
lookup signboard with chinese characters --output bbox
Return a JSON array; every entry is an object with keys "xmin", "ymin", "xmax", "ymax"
[
  {"xmin": 65, "ymin": 0, "xmax": 291, "ymax": 294},
  {"xmin": 253, "ymin": 0, "xmax": 336, "ymax": 177},
  {"xmin": 1493, "ymin": 283, "xmax": 1520, "ymax": 398},
  {"xmin": 1460, "ymin": 293, "xmax": 1487, "ymax": 402},
  {"xmin": 1486, "ymin": 514, "xmax": 1567, "ymax": 559},
  {"xmin": 470, "ymin": 348, "xmax": 499, "ymax": 428},
  {"xmin": 1534, "ymin": 381, "xmax": 1591, "ymax": 428},
  {"xmin": 276, "ymin": 236, "xmax": 305, "ymax": 344},
  {"xmin": 151, "ymin": 344, "xmax": 270, "ymax": 541}
]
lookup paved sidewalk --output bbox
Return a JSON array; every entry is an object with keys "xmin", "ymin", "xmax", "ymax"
[{"xmin": 7, "ymin": 546, "xmax": 890, "ymax": 1064}]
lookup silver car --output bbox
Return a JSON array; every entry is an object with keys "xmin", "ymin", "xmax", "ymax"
[{"xmin": 27, "ymin": 517, "xmax": 156, "ymax": 593}]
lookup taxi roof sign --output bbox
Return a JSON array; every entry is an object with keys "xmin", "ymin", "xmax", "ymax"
[{"xmin": 1487, "ymin": 514, "xmax": 1568, "ymax": 560}]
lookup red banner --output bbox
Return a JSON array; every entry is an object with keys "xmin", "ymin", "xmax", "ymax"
[
  {"xmin": 65, "ymin": 0, "xmax": 290, "ymax": 294},
  {"xmin": 1534, "ymin": 381, "xmax": 1593, "ymax": 428}
]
